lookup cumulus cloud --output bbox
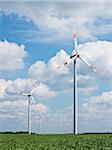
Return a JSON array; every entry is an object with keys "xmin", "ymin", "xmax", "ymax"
[
  {"xmin": 2, "ymin": 78, "xmax": 57, "ymax": 99},
  {"xmin": 78, "ymin": 90, "xmax": 112, "ymax": 133},
  {"xmin": 0, "ymin": 99, "xmax": 49, "ymax": 119},
  {"xmin": 28, "ymin": 47, "xmax": 99, "ymax": 94},
  {"xmin": 0, "ymin": 79, "xmax": 12, "ymax": 98},
  {"xmin": 28, "ymin": 40, "xmax": 112, "ymax": 96},
  {"xmin": 34, "ymin": 83, "xmax": 57, "ymax": 98},
  {"xmin": 28, "ymin": 49, "xmax": 73, "ymax": 92},
  {"xmin": 82, "ymin": 91, "xmax": 112, "ymax": 114},
  {"xmin": 3, "ymin": 40, "xmax": 112, "ymax": 100},
  {"xmin": 77, "ymin": 75, "xmax": 98, "ymax": 94},
  {"xmin": 0, "ymin": 40, "xmax": 27, "ymax": 71},
  {"xmin": 73, "ymin": 41, "xmax": 112, "ymax": 82},
  {"xmin": 32, "ymin": 103, "xmax": 49, "ymax": 114},
  {"xmin": 29, "ymin": 49, "xmax": 70, "ymax": 80},
  {"xmin": 1, "ymin": 2, "xmax": 112, "ymax": 42},
  {"xmin": 6, "ymin": 78, "xmax": 33, "ymax": 94}
]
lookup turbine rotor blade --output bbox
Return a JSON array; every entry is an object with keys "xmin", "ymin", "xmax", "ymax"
[
  {"xmin": 31, "ymin": 96, "xmax": 35, "ymax": 104},
  {"xmin": 22, "ymin": 92, "xmax": 29, "ymax": 96},
  {"xmin": 73, "ymin": 30, "xmax": 78, "ymax": 54},
  {"xmin": 57, "ymin": 54, "xmax": 79, "ymax": 69},
  {"xmin": 79, "ymin": 56, "xmax": 96, "ymax": 73},
  {"xmin": 56, "ymin": 59, "xmax": 71, "ymax": 69},
  {"xmin": 73, "ymin": 31, "xmax": 77, "ymax": 49},
  {"xmin": 17, "ymin": 91, "xmax": 28, "ymax": 96},
  {"xmin": 30, "ymin": 88, "xmax": 35, "ymax": 95},
  {"xmin": 31, "ymin": 85, "xmax": 36, "ymax": 94},
  {"xmin": 30, "ymin": 83, "xmax": 38, "ymax": 95}
]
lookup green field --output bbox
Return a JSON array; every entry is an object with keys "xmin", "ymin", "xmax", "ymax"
[{"xmin": 0, "ymin": 134, "xmax": 112, "ymax": 150}]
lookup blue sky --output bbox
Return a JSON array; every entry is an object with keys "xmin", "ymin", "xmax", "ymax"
[{"xmin": 1, "ymin": 1, "xmax": 112, "ymax": 134}]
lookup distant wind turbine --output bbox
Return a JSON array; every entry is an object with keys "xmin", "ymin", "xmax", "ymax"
[
  {"xmin": 62, "ymin": 115, "xmax": 66, "ymax": 134},
  {"xmin": 57, "ymin": 31, "xmax": 96, "ymax": 134},
  {"xmin": 18, "ymin": 83, "xmax": 38, "ymax": 135},
  {"xmin": 37, "ymin": 112, "xmax": 44, "ymax": 134}
]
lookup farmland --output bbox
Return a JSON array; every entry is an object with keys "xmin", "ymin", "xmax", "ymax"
[{"xmin": 0, "ymin": 134, "xmax": 112, "ymax": 150}]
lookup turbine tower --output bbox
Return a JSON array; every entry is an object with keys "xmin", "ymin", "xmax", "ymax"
[
  {"xmin": 19, "ymin": 83, "xmax": 37, "ymax": 135},
  {"xmin": 57, "ymin": 31, "xmax": 96, "ymax": 134}
]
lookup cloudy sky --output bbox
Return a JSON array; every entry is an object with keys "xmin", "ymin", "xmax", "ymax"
[{"xmin": 0, "ymin": 1, "xmax": 112, "ymax": 134}]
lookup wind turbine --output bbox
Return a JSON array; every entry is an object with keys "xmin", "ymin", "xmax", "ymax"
[
  {"xmin": 57, "ymin": 31, "xmax": 96, "ymax": 134},
  {"xmin": 62, "ymin": 114, "xmax": 66, "ymax": 134},
  {"xmin": 37, "ymin": 112, "xmax": 44, "ymax": 134},
  {"xmin": 18, "ymin": 83, "xmax": 38, "ymax": 135}
]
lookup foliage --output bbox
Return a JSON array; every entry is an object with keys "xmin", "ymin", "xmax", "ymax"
[{"xmin": 0, "ymin": 134, "xmax": 112, "ymax": 150}]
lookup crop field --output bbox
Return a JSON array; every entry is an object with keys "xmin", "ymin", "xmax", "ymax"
[{"xmin": 0, "ymin": 134, "xmax": 112, "ymax": 150}]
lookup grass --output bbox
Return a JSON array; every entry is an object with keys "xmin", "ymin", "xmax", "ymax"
[{"xmin": 0, "ymin": 134, "xmax": 112, "ymax": 150}]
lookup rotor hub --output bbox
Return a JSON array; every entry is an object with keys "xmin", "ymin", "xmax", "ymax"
[
  {"xmin": 77, "ymin": 54, "xmax": 80, "ymax": 57},
  {"xmin": 28, "ymin": 95, "xmax": 31, "ymax": 97}
]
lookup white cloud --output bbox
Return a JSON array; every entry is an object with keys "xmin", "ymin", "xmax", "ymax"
[
  {"xmin": 0, "ymin": 40, "xmax": 27, "ymax": 71},
  {"xmin": 78, "ymin": 90, "xmax": 112, "ymax": 133},
  {"xmin": 1, "ymin": 2, "xmax": 112, "ymax": 42},
  {"xmin": 82, "ymin": 90, "xmax": 112, "ymax": 114},
  {"xmin": 76, "ymin": 41, "xmax": 112, "ymax": 81},
  {"xmin": 6, "ymin": 78, "xmax": 33, "ymax": 94},
  {"xmin": 0, "ymin": 79, "xmax": 12, "ymax": 98},
  {"xmin": 2, "ymin": 78, "xmax": 57, "ymax": 99},
  {"xmin": 32, "ymin": 103, "xmax": 49, "ymax": 114},
  {"xmin": 0, "ymin": 99, "xmax": 49, "ymax": 119},
  {"xmin": 2, "ymin": 40, "xmax": 108, "ymax": 99},
  {"xmin": 34, "ymin": 83, "xmax": 57, "ymax": 98},
  {"xmin": 28, "ymin": 40, "xmax": 112, "ymax": 97},
  {"xmin": 29, "ymin": 49, "xmax": 70, "ymax": 80},
  {"xmin": 29, "ymin": 48, "xmax": 99, "ymax": 93},
  {"xmin": 29, "ymin": 49, "xmax": 74, "ymax": 92},
  {"xmin": 3, "ymin": 40, "xmax": 112, "ymax": 100},
  {"xmin": 77, "ymin": 75, "xmax": 98, "ymax": 94}
]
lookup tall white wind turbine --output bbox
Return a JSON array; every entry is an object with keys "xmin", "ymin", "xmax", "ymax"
[{"xmin": 57, "ymin": 31, "xmax": 96, "ymax": 134}]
